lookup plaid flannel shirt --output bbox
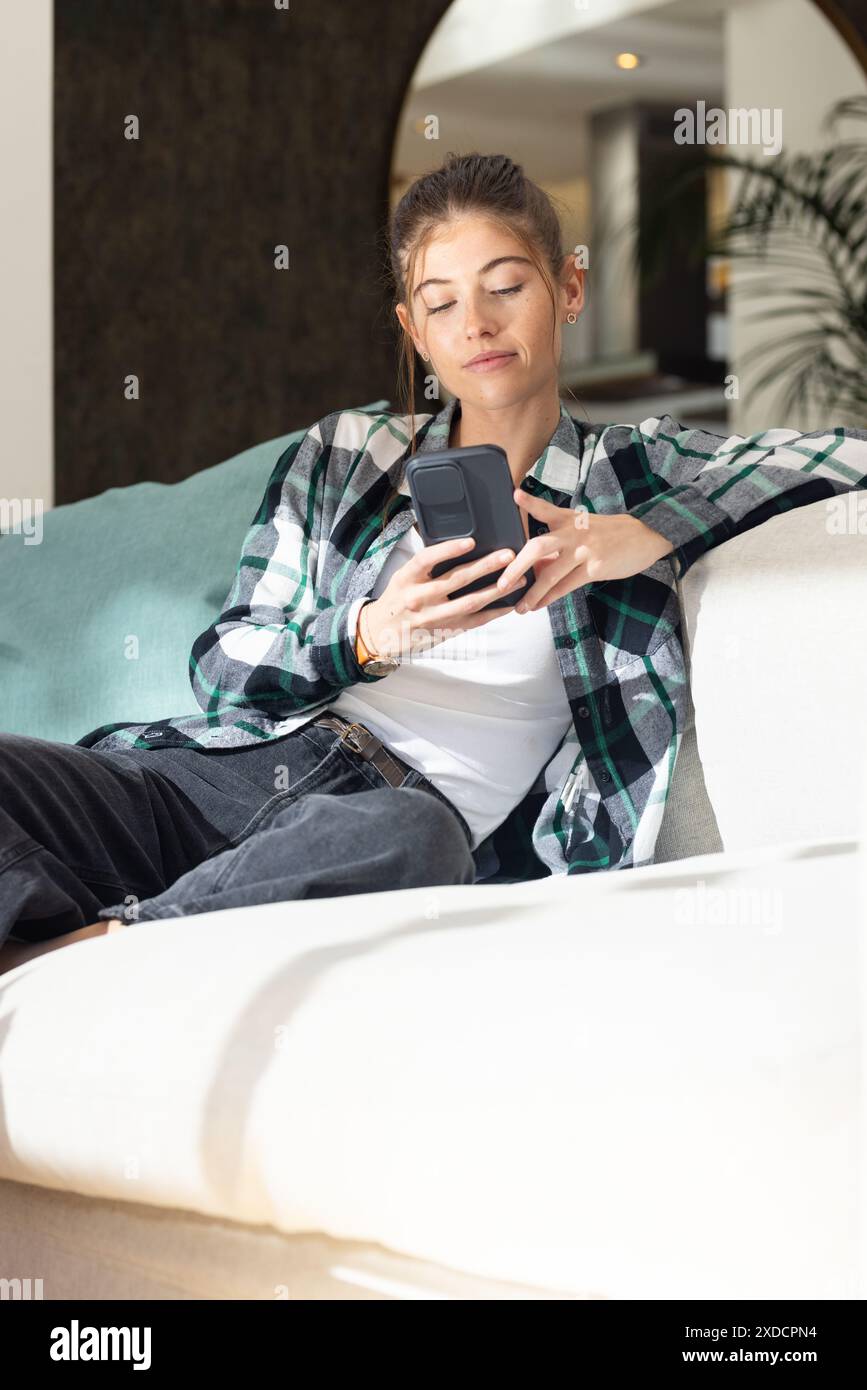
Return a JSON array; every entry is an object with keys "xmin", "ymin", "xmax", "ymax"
[{"xmin": 77, "ymin": 396, "xmax": 867, "ymax": 884}]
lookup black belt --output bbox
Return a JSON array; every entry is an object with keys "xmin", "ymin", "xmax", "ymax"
[{"xmin": 312, "ymin": 711, "xmax": 413, "ymax": 789}]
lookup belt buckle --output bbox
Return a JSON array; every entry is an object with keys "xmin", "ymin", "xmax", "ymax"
[{"xmin": 340, "ymin": 721, "xmax": 371, "ymax": 755}]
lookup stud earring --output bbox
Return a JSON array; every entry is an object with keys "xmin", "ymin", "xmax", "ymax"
[{"xmin": 566, "ymin": 312, "xmax": 577, "ymax": 324}]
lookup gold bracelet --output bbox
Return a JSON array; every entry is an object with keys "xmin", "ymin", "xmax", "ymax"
[{"xmin": 355, "ymin": 602, "xmax": 377, "ymax": 666}]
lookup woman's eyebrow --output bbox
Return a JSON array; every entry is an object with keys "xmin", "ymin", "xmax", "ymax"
[{"xmin": 414, "ymin": 255, "xmax": 533, "ymax": 297}]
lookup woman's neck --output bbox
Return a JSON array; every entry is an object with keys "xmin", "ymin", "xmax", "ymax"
[{"xmin": 448, "ymin": 391, "xmax": 562, "ymax": 487}]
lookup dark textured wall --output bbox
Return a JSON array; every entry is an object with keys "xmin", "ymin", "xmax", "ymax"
[
  {"xmin": 54, "ymin": 0, "xmax": 867, "ymax": 505},
  {"xmin": 54, "ymin": 0, "xmax": 450, "ymax": 504}
]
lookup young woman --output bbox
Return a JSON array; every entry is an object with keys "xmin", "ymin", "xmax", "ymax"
[{"xmin": 1, "ymin": 150, "xmax": 865, "ymax": 972}]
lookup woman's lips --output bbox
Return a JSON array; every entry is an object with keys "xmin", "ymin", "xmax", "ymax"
[{"xmin": 464, "ymin": 352, "xmax": 518, "ymax": 373}]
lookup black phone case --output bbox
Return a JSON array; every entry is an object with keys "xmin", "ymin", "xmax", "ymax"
[{"xmin": 405, "ymin": 444, "xmax": 534, "ymax": 611}]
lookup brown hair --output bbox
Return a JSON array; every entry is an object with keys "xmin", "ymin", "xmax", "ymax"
[{"xmin": 378, "ymin": 150, "xmax": 584, "ymax": 532}]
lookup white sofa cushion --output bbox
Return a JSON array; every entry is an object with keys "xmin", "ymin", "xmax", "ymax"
[
  {"xmin": 680, "ymin": 496, "xmax": 867, "ymax": 853},
  {"xmin": 0, "ymin": 834, "xmax": 862, "ymax": 1300}
]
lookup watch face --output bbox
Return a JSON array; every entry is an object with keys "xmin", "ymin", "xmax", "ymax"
[{"xmin": 366, "ymin": 657, "xmax": 399, "ymax": 675}]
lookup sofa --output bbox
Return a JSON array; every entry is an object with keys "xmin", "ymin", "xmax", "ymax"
[{"xmin": 0, "ymin": 404, "xmax": 865, "ymax": 1299}]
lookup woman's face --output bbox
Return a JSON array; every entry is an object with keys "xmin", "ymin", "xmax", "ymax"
[{"xmin": 396, "ymin": 215, "xmax": 584, "ymax": 407}]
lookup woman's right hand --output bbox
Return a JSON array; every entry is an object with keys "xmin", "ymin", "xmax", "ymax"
[{"xmin": 360, "ymin": 536, "xmax": 529, "ymax": 659}]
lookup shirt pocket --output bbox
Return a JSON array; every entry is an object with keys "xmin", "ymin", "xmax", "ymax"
[{"xmin": 586, "ymin": 564, "xmax": 680, "ymax": 672}]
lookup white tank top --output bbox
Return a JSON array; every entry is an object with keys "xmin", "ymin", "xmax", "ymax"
[{"xmin": 329, "ymin": 525, "xmax": 574, "ymax": 849}]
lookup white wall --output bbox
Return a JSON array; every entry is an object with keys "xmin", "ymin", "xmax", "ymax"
[
  {"xmin": 726, "ymin": 0, "xmax": 867, "ymax": 433},
  {"xmin": 0, "ymin": 0, "xmax": 53, "ymax": 512}
]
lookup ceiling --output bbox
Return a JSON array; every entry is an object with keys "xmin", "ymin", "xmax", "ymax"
[{"xmin": 393, "ymin": 0, "xmax": 749, "ymax": 183}]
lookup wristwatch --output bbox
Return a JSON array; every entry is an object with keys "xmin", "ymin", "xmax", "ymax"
[{"xmin": 355, "ymin": 600, "xmax": 401, "ymax": 677}]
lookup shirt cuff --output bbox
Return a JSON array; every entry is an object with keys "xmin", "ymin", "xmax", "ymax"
[
  {"xmin": 629, "ymin": 485, "xmax": 734, "ymax": 579},
  {"xmin": 309, "ymin": 596, "xmax": 388, "ymax": 686}
]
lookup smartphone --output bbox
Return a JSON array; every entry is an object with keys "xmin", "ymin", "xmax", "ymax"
[{"xmin": 405, "ymin": 444, "xmax": 534, "ymax": 611}]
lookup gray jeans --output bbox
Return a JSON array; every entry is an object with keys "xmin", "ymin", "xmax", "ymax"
[{"xmin": 0, "ymin": 716, "xmax": 475, "ymax": 944}]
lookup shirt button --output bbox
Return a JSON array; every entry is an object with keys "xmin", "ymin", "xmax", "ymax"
[
  {"xmin": 599, "ymin": 771, "xmax": 611, "ymax": 784},
  {"xmin": 577, "ymin": 706, "xmax": 590, "ymax": 718}
]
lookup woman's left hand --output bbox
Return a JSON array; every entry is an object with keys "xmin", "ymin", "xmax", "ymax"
[{"xmin": 497, "ymin": 489, "xmax": 676, "ymax": 612}]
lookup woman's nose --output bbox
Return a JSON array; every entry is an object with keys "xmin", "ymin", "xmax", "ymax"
[{"xmin": 461, "ymin": 306, "xmax": 498, "ymax": 338}]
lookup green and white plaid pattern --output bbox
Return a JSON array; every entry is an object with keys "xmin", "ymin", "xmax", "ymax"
[{"xmin": 78, "ymin": 398, "xmax": 867, "ymax": 884}]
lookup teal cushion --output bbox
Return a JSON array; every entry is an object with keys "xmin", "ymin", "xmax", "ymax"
[{"xmin": 0, "ymin": 402, "xmax": 390, "ymax": 745}]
